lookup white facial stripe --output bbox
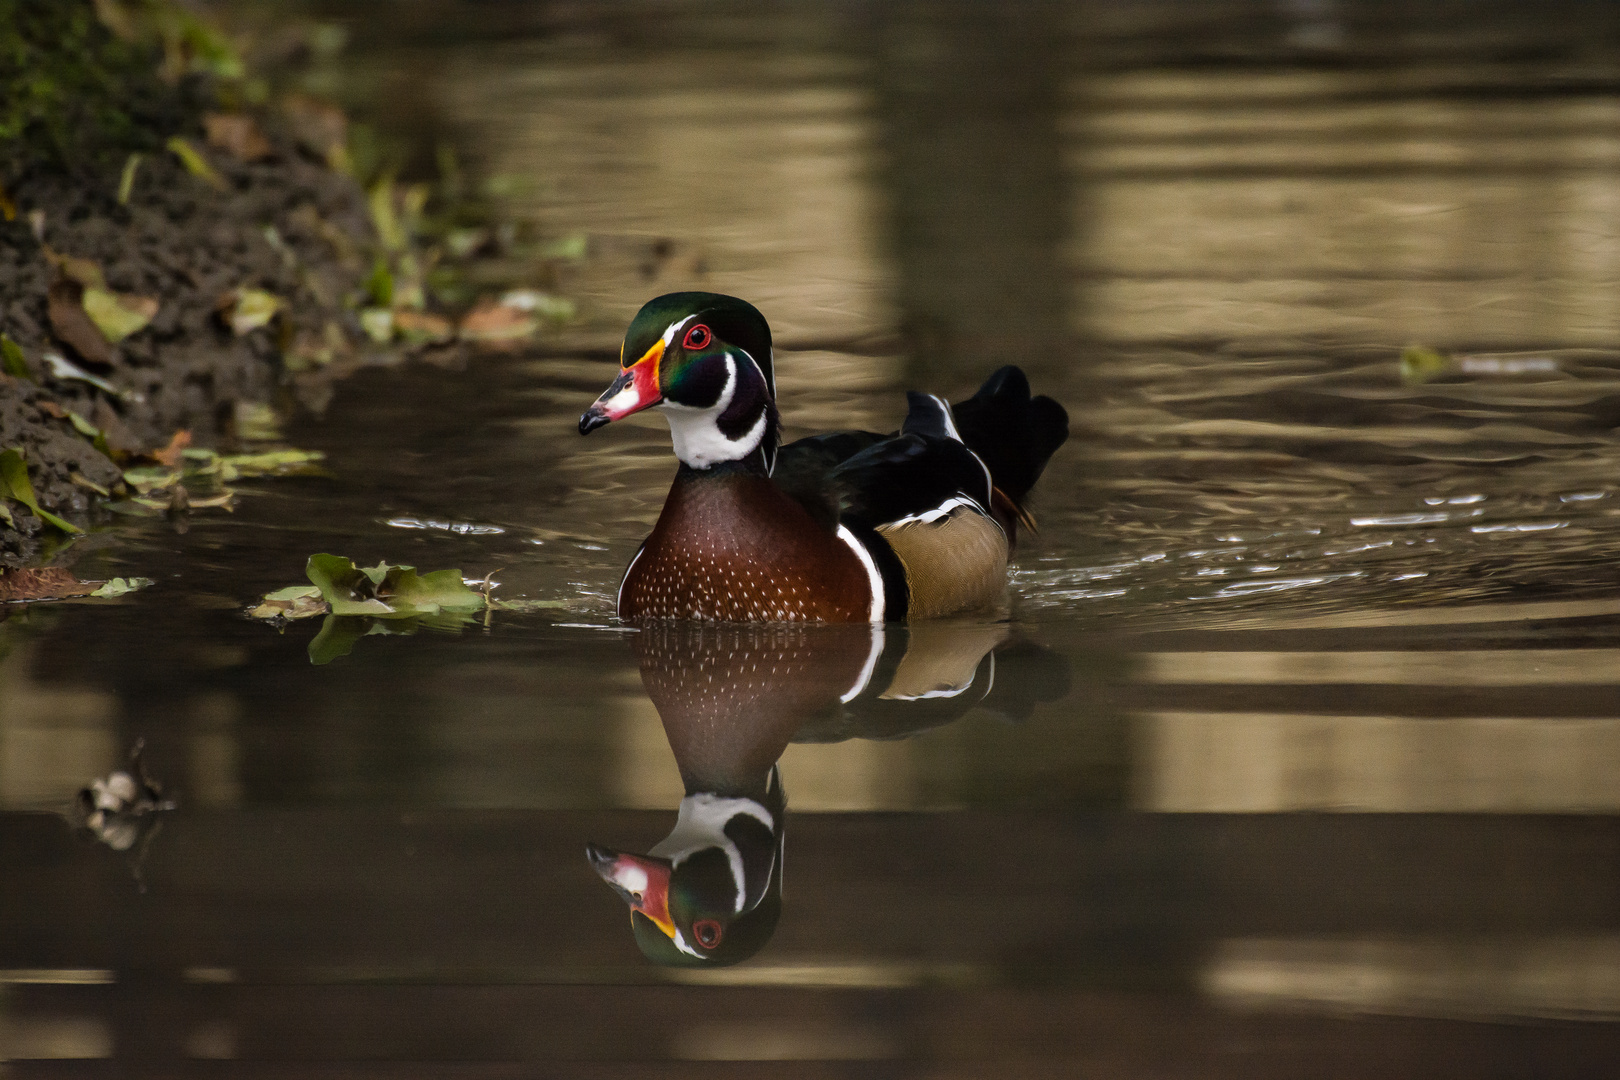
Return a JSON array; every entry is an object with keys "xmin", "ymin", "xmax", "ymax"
[
  {"xmin": 662, "ymin": 355, "xmax": 769, "ymax": 469},
  {"xmin": 841, "ymin": 625, "xmax": 886, "ymax": 702},
  {"xmin": 662, "ymin": 314, "xmax": 698, "ymax": 346},
  {"xmin": 836, "ymin": 525, "xmax": 885, "ymax": 623},
  {"xmin": 649, "ymin": 793, "xmax": 776, "ymax": 916}
]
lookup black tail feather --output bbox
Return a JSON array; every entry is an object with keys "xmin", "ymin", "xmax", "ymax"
[{"xmin": 951, "ymin": 365, "xmax": 1069, "ymax": 507}]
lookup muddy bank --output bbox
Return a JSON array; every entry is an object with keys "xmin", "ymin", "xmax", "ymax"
[{"xmin": 0, "ymin": 118, "xmax": 375, "ymax": 564}]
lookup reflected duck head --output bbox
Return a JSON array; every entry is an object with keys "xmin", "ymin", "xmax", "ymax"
[{"xmin": 588, "ymin": 765, "xmax": 786, "ymax": 967}]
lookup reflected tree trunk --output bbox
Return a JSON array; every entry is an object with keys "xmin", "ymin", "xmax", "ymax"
[{"xmin": 869, "ymin": 0, "xmax": 1071, "ymax": 388}]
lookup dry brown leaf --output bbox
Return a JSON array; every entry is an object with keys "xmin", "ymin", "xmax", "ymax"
[
  {"xmin": 0, "ymin": 568, "xmax": 97, "ymax": 602},
  {"xmin": 47, "ymin": 278, "xmax": 114, "ymax": 367},
  {"xmin": 394, "ymin": 310, "xmax": 455, "ymax": 345},
  {"xmin": 150, "ymin": 430, "xmax": 192, "ymax": 468},
  {"xmin": 459, "ymin": 300, "xmax": 538, "ymax": 347},
  {"xmin": 42, "ymin": 247, "xmax": 106, "ymax": 288},
  {"xmin": 203, "ymin": 112, "xmax": 275, "ymax": 163}
]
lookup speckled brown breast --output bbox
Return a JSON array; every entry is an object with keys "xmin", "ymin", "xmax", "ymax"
[{"xmin": 619, "ymin": 471, "xmax": 872, "ymax": 623}]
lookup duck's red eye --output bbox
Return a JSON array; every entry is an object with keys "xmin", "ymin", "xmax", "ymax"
[
  {"xmin": 682, "ymin": 324, "xmax": 712, "ymax": 351},
  {"xmin": 693, "ymin": 919, "xmax": 723, "ymax": 949}
]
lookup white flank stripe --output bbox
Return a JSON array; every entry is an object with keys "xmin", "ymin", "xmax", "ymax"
[
  {"xmin": 887, "ymin": 495, "xmax": 983, "ymax": 528},
  {"xmin": 837, "ymin": 525, "xmax": 885, "ymax": 623},
  {"xmin": 841, "ymin": 625, "xmax": 887, "ymax": 702},
  {"xmin": 616, "ymin": 542, "xmax": 646, "ymax": 615}
]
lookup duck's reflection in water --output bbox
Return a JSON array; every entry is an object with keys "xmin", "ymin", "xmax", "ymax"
[{"xmin": 588, "ymin": 621, "xmax": 1068, "ymax": 966}]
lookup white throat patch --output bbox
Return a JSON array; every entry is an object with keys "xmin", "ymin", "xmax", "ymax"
[{"xmin": 661, "ymin": 354, "xmax": 768, "ymax": 469}]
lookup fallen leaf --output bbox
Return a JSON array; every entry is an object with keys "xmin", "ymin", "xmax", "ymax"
[
  {"xmin": 91, "ymin": 577, "xmax": 154, "ymax": 598},
  {"xmin": 219, "ymin": 449, "xmax": 325, "ymax": 479},
  {"xmin": 41, "ymin": 248, "xmax": 105, "ymax": 288},
  {"xmin": 0, "ymin": 448, "xmax": 82, "ymax": 533},
  {"xmin": 150, "ymin": 430, "xmax": 192, "ymax": 468},
  {"xmin": 247, "ymin": 584, "xmax": 328, "ymax": 621},
  {"xmin": 66, "ymin": 410, "xmax": 112, "ymax": 457},
  {"xmin": 122, "ymin": 466, "xmax": 182, "ymax": 494},
  {"xmin": 216, "ymin": 288, "xmax": 282, "ymax": 334},
  {"xmin": 117, "ymin": 153, "xmax": 142, "ymax": 205},
  {"xmin": 0, "ymin": 182, "xmax": 14, "ymax": 222},
  {"xmin": 499, "ymin": 290, "xmax": 574, "ymax": 322},
  {"xmin": 81, "ymin": 288, "xmax": 158, "ymax": 343},
  {"xmin": 47, "ymin": 279, "xmax": 114, "ymax": 367},
  {"xmin": 167, "ymin": 136, "xmax": 228, "ymax": 191},
  {"xmin": 234, "ymin": 402, "xmax": 282, "ymax": 442},
  {"xmin": 393, "ymin": 311, "xmax": 454, "ymax": 345},
  {"xmin": 305, "ymin": 553, "xmax": 485, "ymax": 618},
  {"xmin": 69, "ymin": 472, "xmax": 110, "ymax": 497},
  {"xmin": 203, "ymin": 112, "xmax": 274, "ymax": 163},
  {"xmin": 41, "ymin": 352, "xmax": 127, "ymax": 397},
  {"xmin": 1, "ymin": 335, "xmax": 32, "ymax": 381},
  {"xmin": 459, "ymin": 299, "xmax": 537, "ymax": 344},
  {"xmin": 491, "ymin": 598, "xmax": 570, "ymax": 611},
  {"xmin": 0, "ymin": 568, "xmax": 97, "ymax": 602},
  {"xmin": 444, "ymin": 227, "xmax": 490, "ymax": 258},
  {"xmin": 359, "ymin": 307, "xmax": 394, "ymax": 344}
]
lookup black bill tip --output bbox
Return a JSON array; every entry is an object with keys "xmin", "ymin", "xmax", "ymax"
[{"xmin": 579, "ymin": 408, "xmax": 611, "ymax": 435}]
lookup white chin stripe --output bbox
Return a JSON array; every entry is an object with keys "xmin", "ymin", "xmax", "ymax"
[
  {"xmin": 650, "ymin": 794, "xmax": 775, "ymax": 916},
  {"xmin": 663, "ymin": 355, "xmax": 768, "ymax": 469},
  {"xmin": 836, "ymin": 525, "xmax": 885, "ymax": 623}
]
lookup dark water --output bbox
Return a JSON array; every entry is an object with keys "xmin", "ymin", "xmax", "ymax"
[{"xmin": 6, "ymin": 2, "xmax": 1620, "ymax": 1072}]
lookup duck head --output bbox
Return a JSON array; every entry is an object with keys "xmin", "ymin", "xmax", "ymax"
[
  {"xmin": 589, "ymin": 766, "xmax": 786, "ymax": 967},
  {"xmin": 578, "ymin": 292, "xmax": 779, "ymax": 472}
]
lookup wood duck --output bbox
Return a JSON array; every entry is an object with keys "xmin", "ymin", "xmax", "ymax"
[
  {"xmin": 579, "ymin": 292, "xmax": 1069, "ymax": 622},
  {"xmin": 587, "ymin": 622, "xmax": 1070, "ymax": 966}
]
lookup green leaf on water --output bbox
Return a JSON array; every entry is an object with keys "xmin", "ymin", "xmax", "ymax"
[
  {"xmin": 304, "ymin": 553, "xmax": 486, "ymax": 619},
  {"xmin": 1, "ymin": 336, "xmax": 32, "ymax": 381},
  {"xmin": 122, "ymin": 466, "xmax": 182, "ymax": 493},
  {"xmin": 248, "ymin": 584, "xmax": 327, "ymax": 621},
  {"xmin": 91, "ymin": 577, "xmax": 154, "ymax": 598},
  {"xmin": 234, "ymin": 402, "xmax": 282, "ymax": 442},
  {"xmin": 219, "ymin": 449, "xmax": 326, "ymax": 480},
  {"xmin": 491, "ymin": 598, "xmax": 570, "ymax": 611},
  {"xmin": 308, "ymin": 614, "xmax": 368, "ymax": 665},
  {"xmin": 1400, "ymin": 344, "xmax": 1450, "ymax": 385},
  {"xmin": 0, "ymin": 448, "xmax": 82, "ymax": 534}
]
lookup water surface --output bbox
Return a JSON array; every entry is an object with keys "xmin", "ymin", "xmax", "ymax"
[{"xmin": 4, "ymin": 2, "xmax": 1620, "ymax": 1071}]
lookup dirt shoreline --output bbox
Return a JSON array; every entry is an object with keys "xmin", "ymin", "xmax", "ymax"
[{"xmin": 0, "ymin": 123, "xmax": 374, "ymax": 566}]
